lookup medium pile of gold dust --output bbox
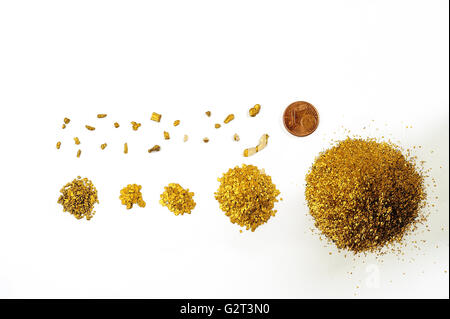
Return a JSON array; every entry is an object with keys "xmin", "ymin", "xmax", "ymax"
[
  {"xmin": 120, "ymin": 184, "xmax": 146, "ymax": 209},
  {"xmin": 305, "ymin": 137, "xmax": 426, "ymax": 253},
  {"xmin": 215, "ymin": 164, "xmax": 280, "ymax": 231},
  {"xmin": 57, "ymin": 176, "xmax": 99, "ymax": 220},
  {"xmin": 159, "ymin": 183, "xmax": 196, "ymax": 215}
]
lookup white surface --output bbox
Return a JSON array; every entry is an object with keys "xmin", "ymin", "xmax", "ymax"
[{"xmin": 0, "ymin": 0, "xmax": 448, "ymax": 299}]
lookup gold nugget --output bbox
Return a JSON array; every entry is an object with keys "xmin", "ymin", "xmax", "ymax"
[
  {"xmin": 85, "ymin": 125, "xmax": 96, "ymax": 131},
  {"xmin": 148, "ymin": 145, "xmax": 161, "ymax": 153},
  {"xmin": 224, "ymin": 114, "xmax": 234, "ymax": 124},
  {"xmin": 164, "ymin": 131, "xmax": 170, "ymax": 140},
  {"xmin": 173, "ymin": 120, "xmax": 180, "ymax": 127},
  {"xmin": 205, "ymin": 111, "xmax": 211, "ymax": 117},
  {"xmin": 151, "ymin": 112, "xmax": 162, "ymax": 122},
  {"xmin": 243, "ymin": 134, "xmax": 269, "ymax": 157},
  {"xmin": 74, "ymin": 137, "xmax": 80, "ymax": 145},
  {"xmin": 77, "ymin": 149, "xmax": 81, "ymax": 158},
  {"xmin": 215, "ymin": 123, "xmax": 221, "ymax": 129},
  {"xmin": 124, "ymin": 143, "xmax": 128, "ymax": 154},
  {"xmin": 100, "ymin": 143, "xmax": 107, "ymax": 150},
  {"xmin": 56, "ymin": 141, "xmax": 61, "ymax": 149},
  {"xmin": 114, "ymin": 122, "xmax": 120, "ymax": 128},
  {"xmin": 249, "ymin": 104, "xmax": 261, "ymax": 117},
  {"xmin": 97, "ymin": 114, "xmax": 107, "ymax": 118},
  {"xmin": 131, "ymin": 121, "xmax": 141, "ymax": 131}
]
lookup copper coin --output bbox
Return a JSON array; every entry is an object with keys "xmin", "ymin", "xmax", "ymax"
[{"xmin": 283, "ymin": 101, "xmax": 319, "ymax": 137}]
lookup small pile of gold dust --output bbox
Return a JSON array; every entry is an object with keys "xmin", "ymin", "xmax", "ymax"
[
  {"xmin": 305, "ymin": 137, "xmax": 427, "ymax": 254},
  {"xmin": 119, "ymin": 184, "xmax": 146, "ymax": 209},
  {"xmin": 57, "ymin": 176, "xmax": 99, "ymax": 220},
  {"xmin": 215, "ymin": 164, "xmax": 280, "ymax": 231},
  {"xmin": 160, "ymin": 183, "xmax": 196, "ymax": 216}
]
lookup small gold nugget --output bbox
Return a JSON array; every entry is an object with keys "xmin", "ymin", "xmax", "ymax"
[
  {"xmin": 100, "ymin": 143, "xmax": 107, "ymax": 150},
  {"xmin": 64, "ymin": 117, "xmax": 71, "ymax": 124},
  {"xmin": 56, "ymin": 141, "xmax": 61, "ymax": 149},
  {"xmin": 233, "ymin": 133, "xmax": 240, "ymax": 141},
  {"xmin": 173, "ymin": 120, "xmax": 180, "ymax": 127},
  {"xmin": 77, "ymin": 149, "xmax": 81, "ymax": 158},
  {"xmin": 243, "ymin": 134, "xmax": 269, "ymax": 157},
  {"xmin": 164, "ymin": 131, "xmax": 170, "ymax": 140},
  {"xmin": 249, "ymin": 104, "xmax": 261, "ymax": 117},
  {"xmin": 131, "ymin": 121, "xmax": 141, "ymax": 131},
  {"xmin": 74, "ymin": 137, "xmax": 80, "ymax": 145},
  {"xmin": 205, "ymin": 111, "xmax": 211, "ymax": 117},
  {"xmin": 215, "ymin": 123, "xmax": 221, "ymax": 129},
  {"xmin": 151, "ymin": 112, "xmax": 162, "ymax": 122},
  {"xmin": 114, "ymin": 122, "xmax": 120, "ymax": 128},
  {"xmin": 85, "ymin": 125, "xmax": 96, "ymax": 131},
  {"xmin": 148, "ymin": 145, "xmax": 161, "ymax": 153},
  {"xmin": 224, "ymin": 114, "xmax": 234, "ymax": 124},
  {"xmin": 124, "ymin": 143, "xmax": 128, "ymax": 154},
  {"xmin": 203, "ymin": 137, "xmax": 209, "ymax": 143},
  {"xmin": 183, "ymin": 135, "xmax": 189, "ymax": 142},
  {"xmin": 97, "ymin": 114, "xmax": 107, "ymax": 118}
]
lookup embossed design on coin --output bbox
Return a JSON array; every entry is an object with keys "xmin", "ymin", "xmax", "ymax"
[{"xmin": 283, "ymin": 101, "xmax": 319, "ymax": 137}]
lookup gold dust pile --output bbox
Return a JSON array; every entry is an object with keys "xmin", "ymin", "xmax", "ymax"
[
  {"xmin": 305, "ymin": 137, "xmax": 426, "ymax": 254},
  {"xmin": 119, "ymin": 184, "xmax": 146, "ymax": 209},
  {"xmin": 215, "ymin": 164, "xmax": 280, "ymax": 231},
  {"xmin": 57, "ymin": 176, "xmax": 99, "ymax": 220},
  {"xmin": 159, "ymin": 183, "xmax": 196, "ymax": 215}
]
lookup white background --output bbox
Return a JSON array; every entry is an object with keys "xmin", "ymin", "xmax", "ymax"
[{"xmin": 0, "ymin": 0, "xmax": 448, "ymax": 298}]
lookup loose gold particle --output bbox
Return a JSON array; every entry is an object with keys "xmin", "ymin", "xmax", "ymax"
[
  {"xmin": 114, "ymin": 122, "xmax": 120, "ymax": 128},
  {"xmin": 64, "ymin": 117, "xmax": 71, "ymax": 124},
  {"xmin": 85, "ymin": 125, "xmax": 96, "ymax": 131},
  {"xmin": 100, "ymin": 143, "xmax": 107, "ymax": 150},
  {"xmin": 164, "ymin": 131, "xmax": 170, "ymax": 140},
  {"xmin": 243, "ymin": 134, "xmax": 269, "ymax": 157},
  {"xmin": 56, "ymin": 141, "xmax": 61, "ymax": 149},
  {"xmin": 131, "ymin": 121, "xmax": 141, "ymax": 131},
  {"xmin": 203, "ymin": 137, "xmax": 209, "ymax": 143},
  {"xmin": 62, "ymin": 124, "xmax": 66, "ymax": 129},
  {"xmin": 233, "ymin": 133, "xmax": 240, "ymax": 141},
  {"xmin": 76, "ymin": 149, "xmax": 81, "ymax": 158},
  {"xmin": 183, "ymin": 134, "xmax": 188, "ymax": 142},
  {"xmin": 124, "ymin": 143, "xmax": 128, "ymax": 154},
  {"xmin": 173, "ymin": 120, "xmax": 180, "ymax": 127},
  {"xmin": 215, "ymin": 123, "xmax": 221, "ymax": 129},
  {"xmin": 224, "ymin": 114, "xmax": 235, "ymax": 124},
  {"xmin": 119, "ymin": 184, "xmax": 146, "ymax": 209},
  {"xmin": 148, "ymin": 145, "xmax": 161, "ymax": 153},
  {"xmin": 57, "ymin": 176, "xmax": 98, "ymax": 220},
  {"xmin": 215, "ymin": 164, "xmax": 280, "ymax": 231},
  {"xmin": 205, "ymin": 111, "xmax": 211, "ymax": 117},
  {"xmin": 305, "ymin": 137, "xmax": 426, "ymax": 253},
  {"xmin": 97, "ymin": 114, "xmax": 107, "ymax": 118},
  {"xmin": 74, "ymin": 137, "xmax": 80, "ymax": 145},
  {"xmin": 249, "ymin": 104, "xmax": 261, "ymax": 117},
  {"xmin": 151, "ymin": 112, "xmax": 162, "ymax": 122},
  {"xmin": 159, "ymin": 183, "xmax": 196, "ymax": 216}
]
